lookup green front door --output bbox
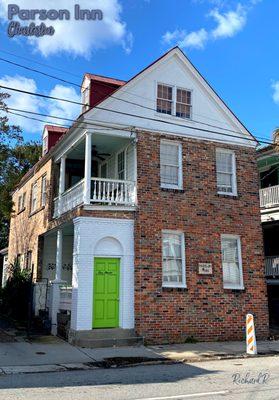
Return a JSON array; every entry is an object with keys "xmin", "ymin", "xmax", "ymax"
[{"xmin": 93, "ymin": 258, "xmax": 120, "ymax": 328}]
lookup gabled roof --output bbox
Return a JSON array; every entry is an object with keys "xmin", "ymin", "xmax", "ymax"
[{"xmin": 44, "ymin": 125, "xmax": 68, "ymax": 133}]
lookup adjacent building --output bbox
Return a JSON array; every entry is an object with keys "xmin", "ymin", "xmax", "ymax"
[
  {"xmin": 258, "ymin": 135, "xmax": 279, "ymax": 333},
  {"xmin": 7, "ymin": 47, "xmax": 269, "ymax": 345}
]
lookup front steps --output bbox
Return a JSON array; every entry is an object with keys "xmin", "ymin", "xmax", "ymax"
[{"xmin": 68, "ymin": 328, "xmax": 144, "ymax": 348}]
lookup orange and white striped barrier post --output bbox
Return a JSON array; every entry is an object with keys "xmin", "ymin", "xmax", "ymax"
[{"xmin": 246, "ymin": 313, "xmax": 257, "ymax": 355}]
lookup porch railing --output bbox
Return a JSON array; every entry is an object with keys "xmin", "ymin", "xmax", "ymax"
[
  {"xmin": 59, "ymin": 285, "xmax": 72, "ymax": 311},
  {"xmin": 53, "ymin": 179, "xmax": 84, "ymax": 218},
  {"xmin": 260, "ymin": 185, "xmax": 279, "ymax": 208},
  {"xmin": 91, "ymin": 177, "xmax": 136, "ymax": 205},
  {"xmin": 265, "ymin": 256, "xmax": 279, "ymax": 277}
]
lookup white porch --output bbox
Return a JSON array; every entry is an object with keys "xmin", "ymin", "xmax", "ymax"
[{"xmin": 53, "ymin": 132, "xmax": 137, "ymax": 218}]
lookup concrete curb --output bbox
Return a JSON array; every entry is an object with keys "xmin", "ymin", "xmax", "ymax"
[{"xmin": 0, "ymin": 351, "xmax": 278, "ymax": 375}]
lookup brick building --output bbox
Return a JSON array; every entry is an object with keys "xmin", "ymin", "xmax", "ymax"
[{"xmin": 7, "ymin": 47, "xmax": 269, "ymax": 345}]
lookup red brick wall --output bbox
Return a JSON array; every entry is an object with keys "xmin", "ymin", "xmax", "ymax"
[{"xmin": 134, "ymin": 130, "xmax": 269, "ymax": 343}]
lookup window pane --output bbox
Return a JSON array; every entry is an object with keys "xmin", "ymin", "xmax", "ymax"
[
  {"xmin": 216, "ymin": 151, "xmax": 234, "ymax": 193},
  {"xmin": 176, "ymin": 103, "xmax": 191, "ymax": 119},
  {"xmin": 157, "ymin": 84, "xmax": 172, "ymax": 114},
  {"xmin": 162, "ymin": 232, "xmax": 184, "ymax": 285},
  {"xmin": 222, "ymin": 237, "xmax": 241, "ymax": 286}
]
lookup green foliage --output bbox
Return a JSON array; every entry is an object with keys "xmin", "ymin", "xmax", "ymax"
[
  {"xmin": 0, "ymin": 91, "xmax": 42, "ymax": 248},
  {"xmin": 0, "ymin": 260, "xmax": 31, "ymax": 322}
]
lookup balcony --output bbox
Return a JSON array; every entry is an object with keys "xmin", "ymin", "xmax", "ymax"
[
  {"xmin": 53, "ymin": 131, "xmax": 137, "ymax": 218},
  {"xmin": 260, "ymin": 185, "xmax": 279, "ymax": 208},
  {"xmin": 265, "ymin": 256, "xmax": 279, "ymax": 277}
]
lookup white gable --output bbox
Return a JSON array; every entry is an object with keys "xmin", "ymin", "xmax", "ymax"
[{"xmin": 83, "ymin": 48, "xmax": 255, "ymax": 147}]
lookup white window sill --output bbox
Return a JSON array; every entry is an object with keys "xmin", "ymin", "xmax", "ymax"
[
  {"xmin": 162, "ymin": 284, "xmax": 187, "ymax": 289},
  {"xmin": 218, "ymin": 191, "xmax": 238, "ymax": 197},
  {"xmin": 224, "ymin": 285, "xmax": 244, "ymax": 290},
  {"xmin": 161, "ymin": 184, "xmax": 183, "ymax": 190},
  {"xmin": 156, "ymin": 111, "xmax": 193, "ymax": 123}
]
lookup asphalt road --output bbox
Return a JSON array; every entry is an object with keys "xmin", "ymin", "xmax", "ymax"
[{"xmin": 0, "ymin": 356, "xmax": 279, "ymax": 400}]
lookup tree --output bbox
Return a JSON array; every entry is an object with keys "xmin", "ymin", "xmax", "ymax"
[{"xmin": 0, "ymin": 92, "xmax": 42, "ymax": 248}]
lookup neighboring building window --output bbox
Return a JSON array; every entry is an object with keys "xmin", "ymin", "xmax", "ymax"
[
  {"xmin": 25, "ymin": 251, "xmax": 32, "ymax": 270},
  {"xmin": 216, "ymin": 149, "xmax": 237, "ymax": 195},
  {"xmin": 176, "ymin": 88, "xmax": 192, "ymax": 119},
  {"xmin": 31, "ymin": 182, "xmax": 38, "ymax": 213},
  {"xmin": 18, "ymin": 192, "xmax": 26, "ymax": 212},
  {"xmin": 162, "ymin": 231, "xmax": 186, "ymax": 288},
  {"xmin": 117, "ymin": 151, "xmax": 125, "ymax": 180},
  {"xmin": 221, "ymin": 235, "xmax": 244, "ymax": 290},
  {"xmin": 41, "ymin": 175, "xmax": 47, "ymax": 207},
  {"xmin": 160, "ymin": 141, "xmax": 182, "ymax": 189},
  {"xmin": 157, "ymin": 84, "xmax": 173, "ymax": 115}
]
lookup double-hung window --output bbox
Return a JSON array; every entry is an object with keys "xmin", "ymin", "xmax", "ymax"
[
  {"xmin": 41, "ymin": 175, "xmax": 47, "ymax": 207},
  {"xmin": 18, "ymin": 192, "xmax": 26, "ymax": 212},
  {"xmin": 216, "ymin": 149, "xmax": 237, "ymax": 195},
  {"xmin": 157, "ymin": 84, "xmax": 192, "ymax": 119},
  {"xmin": 160, "ymin": 141, "xmax": 182, "ymax": 189},
  {"xmin": 157, "ymin": 84, "xmax": 173, "ymax": 115},
  {"xmin": 31, "ymin": 182, "xmax": 38, "ymax": 213},
  {"xmin": 162, "ymin": 231, "xmax": 186, "ymax": 288},
  {"xmin": 176, "ymin": 88, "xmax": 192, "ymax": 119},
  {"xmin": 221, "ymin": 235, "xmax": 244, "ymax": 290}
]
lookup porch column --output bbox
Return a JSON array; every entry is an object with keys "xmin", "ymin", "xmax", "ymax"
[
  {"xmin": 83, "ymin": 131, "xmax": 92, "ymax": 204},
  {"xmin": 58, "ymin": 156, "xmax": 66, "ymax": 216},
  {"xmin": 50, "ymin": 228, "xmax": 63, "ymax": 335}
]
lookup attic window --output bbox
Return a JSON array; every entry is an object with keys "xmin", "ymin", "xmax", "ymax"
[
  {"xmin": 42, "ymin": 135, "xmax": 48, "ymax": 155},
  {"xmin": 157, "ymin": 84, "xmax": 172, "ymax": 115},
  {"xmin": 176, "ymin": 88, "xmax": 192, "ymax": 119}
]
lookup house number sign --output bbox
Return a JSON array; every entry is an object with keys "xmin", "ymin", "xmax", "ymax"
[{"xmin": 198, "ymin": 263, "xmax": 213, "ymax": 275}]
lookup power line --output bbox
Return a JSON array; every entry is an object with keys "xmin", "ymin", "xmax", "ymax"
[
  {"xmin": 0, "ymin": 55, "xmax": 266, "ymax": 140},
  {"xmin": 1, "ymin": 84, "xmax": 270, "ymax": 145}
]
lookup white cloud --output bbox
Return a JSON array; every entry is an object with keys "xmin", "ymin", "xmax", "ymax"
[
  {"xmin": 272, "ymin": 81, "xmax": 279, "ymax": 105},
  {"xmin": 162, "ymin": 1, "xmax": 258, "ymax": 50},
  {"xmin": 0, "ymin": 75, "xmax": 43, "ymax": 132},
  {"xmin": 210, "ymin": 4, "xmax": 247, "ymax": 39},
  {"xmin": 0, "ymin": 0, "xmax": 132, "ymax": 57},
  {"xmin": 179, "ymin": 28, "xmax": 208, "ymax": 49},
  {"xmin": 47, "ymin": 85, "xmax": 80, "ymax": 125},
  {"xmin": 0, "ymin": 75, "xmax": 80, "ymax": 134}
]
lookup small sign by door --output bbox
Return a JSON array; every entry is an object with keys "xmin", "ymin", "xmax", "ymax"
[{"xmin": 198, "ymin": 263, "xmax": 213, "ymax": 275}]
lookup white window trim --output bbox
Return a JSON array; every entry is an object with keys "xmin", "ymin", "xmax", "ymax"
[
  {"xmin": 216, "ymin": 148, "xmax": 237, "ymax": 196},
  {"xmin": 160, "ymin": 140, "xmax": 183, "ymax": 190},
  {"xmin": 31, "ymin": 182, "xmax": 38, "ymax": 213},
  {"xmin": 115, "ymin": 147, "xmax": 127, "ymax": 180},
  {"xmin": 155, "ymin": 81, "xmax": 193, "ymax": 120},
  {"xmin": 221, "ymin": 234, "xmax": 244, "ymax": 290},
  {"xmin": 162, "ymin": 230, "xmax": 186, "ymax": 288},
  {"xmin": 41, "ymin": 175, "xmax": 47, "ymax": 207}
]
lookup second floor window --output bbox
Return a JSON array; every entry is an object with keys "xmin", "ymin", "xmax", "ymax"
[
  {"xmin": 18, "ymin": 192, "xmax": 26, "ymax": 212},
  {"xmin": 157, "ymin": 84, "xmax": 172, "ymax": 115},
  {"xmin": 160, "ymin": 141, "xmax": 182, "ymax": 189},
  {"xmin": 216, "ymin": 149, "xmax": 237, "ymax": 195},
  {"xmin": 31, "ymin": 182, "xmax": 38, "ymax": 213},
  {"xmin": 41, "ymin": 175, "xmax": 47, "ymax": 207},
  {"xmin": 117, "ymin": 151, "xmax": 125, "ymax": 180}
]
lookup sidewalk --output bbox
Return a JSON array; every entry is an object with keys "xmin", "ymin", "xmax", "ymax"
[{"xmin": 0, "ymin": 330, "xmax": 279, "ymax": 375}]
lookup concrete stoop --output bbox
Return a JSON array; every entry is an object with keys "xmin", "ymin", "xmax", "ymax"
[{"xmin": 68, "ymin": 328, "xmax": 144, "ymax": 348}]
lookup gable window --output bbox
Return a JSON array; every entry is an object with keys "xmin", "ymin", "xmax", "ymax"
[
  {"xmin": 176, "ymin": 88, "xmax": 192, "ymax": 119},
  {"xmin": 117, "ymin": 150, "xmax": 125, "ymax": 180},
  {"xmin": 157, "ymin": 84, "xmax": 173, "ymax": 115},
  {"xmin": 42, "ymin": 135, "xmax": 48, "ymax": 155},
  {"xmin": 41, "ymin": 175, "xmax": 47, "ymax": 207},
  {"xmin": 31, "ymin": 182, "xmax": 38, "ymax": 213},
  {"xmin": 160, "ymin": 141, "xmax": 182, "ymax": 189},
  {"xmin": 82, "ymin": 84, "xmax": 90, "ymax": 112},
  {"xmin": 221, "ymin": 235, "xmax": 244, "ymax": 290},
  {"xmin": 162, "ymin": 231, "xmax": 186, "ymax": 288},
  {"xmin": 18, "ymin": 192, "xmax": 26, "ymax": 212},
  {"xmin": 216, "ymin": 149, "xmax": 237, "ymax": 195}
]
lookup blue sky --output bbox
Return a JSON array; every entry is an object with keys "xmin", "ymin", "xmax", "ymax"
[{"xmin": 0, "ymin": 0, "xmax": 278, "ymax": 143}]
